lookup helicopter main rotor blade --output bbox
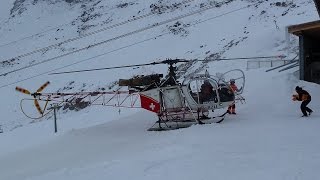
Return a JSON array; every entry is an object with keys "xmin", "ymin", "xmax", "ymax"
[
  {"xmin": 193, "ymin": 55, "xmax": 286, "ymax": 62},
  {"xmin": 15, "ymin": 87, "xmax": 31, "ymax": 95},
  {"xmin": 49, "ymin": 59, "xmax": 190, "ymax": 75},
  {"xmin": 36, "ymin": 81, "xmax": 50, "ymax": 93},
  {"xmin": 48, "ymin": 55, "xmax": 284, "ymax": 75},
  {"xmin": 49, "ymin": 62, "xmax": 161, "ymax": 75},
  {"xmin": 158, "ymin": 59, "xmax": 190, "ymax": 64}
]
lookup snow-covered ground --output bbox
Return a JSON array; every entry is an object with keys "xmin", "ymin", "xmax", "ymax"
[
  {"xmin": 1, "ymin": 67, "xmax": 320, "ymax": 180},
  {"xmin": 0, "ymin": 0, "xmax": 319, "ymax": 179}
]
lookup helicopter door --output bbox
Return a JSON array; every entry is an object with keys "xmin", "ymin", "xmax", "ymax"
[
  {"xmin": 188, "ymin": 78, "xmax": 219, "ymax": 105},
  {"xmin": 161, "ymin": 87, "xmax": 184, "ymax": 111}
]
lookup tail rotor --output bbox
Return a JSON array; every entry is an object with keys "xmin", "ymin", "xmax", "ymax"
[{"xmin": 15, "ymin": 81, "xmax": 50, "ymax": 117}]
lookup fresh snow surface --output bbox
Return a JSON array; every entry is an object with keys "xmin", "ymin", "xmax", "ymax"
[
  {"xmin": 1, "ymin": 67, "xmax": 320, "ymax": 180},
  {"xmin": 0, "ymin": 0, "xmax": 319, "ymax": 179}
]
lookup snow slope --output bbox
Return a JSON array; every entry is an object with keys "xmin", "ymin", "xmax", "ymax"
[{"xmin": 1, "ymin": 66, "xmax": 320, "ymax": 180}]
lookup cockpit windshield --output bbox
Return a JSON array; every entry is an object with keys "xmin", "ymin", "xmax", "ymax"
[
  {"xmin": 188, "ymin": 79, "xmax": 235, "ymax": 104},
  {"xmin": 188, "ymin": 79, "xmax": 218, "ymax": 104}
]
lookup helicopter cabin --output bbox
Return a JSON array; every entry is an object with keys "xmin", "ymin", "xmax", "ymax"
[{"xmin": 288, "ymin": 0, "xmax": 320, "ymax": 83}]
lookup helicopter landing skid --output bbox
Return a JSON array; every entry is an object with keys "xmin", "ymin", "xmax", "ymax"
[{"xmin": 148, "ymin": 111, "xmax": 228, "ymax": 131}]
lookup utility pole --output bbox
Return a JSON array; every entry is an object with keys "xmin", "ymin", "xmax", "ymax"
[{"xmin": 53, "ymin": 103, "xmax": 58, "ymax": 133}]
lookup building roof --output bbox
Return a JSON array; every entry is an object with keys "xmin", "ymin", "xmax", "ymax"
[{"xmin": 288, "ymin": 20, "xmax": 320, "ymax": 39}]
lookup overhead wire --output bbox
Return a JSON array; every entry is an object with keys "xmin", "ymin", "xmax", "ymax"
[
  {"xmin": 0, "ymin": 0, "xmax": 255, "ymax": 77},
  {"xmin": 0, "ymin": 0, "xmax": 195, "ymax": 64},
  {"xmin": 0, "ymin": 1, "xmax": 263, "ymax": 89},
  {"xmin": 0, "ymin": 0, "xmax": 153, "ymax": 49},
  {"xmin": 0, "ymin": 33, "xmax": 170, "ymax": 89}
]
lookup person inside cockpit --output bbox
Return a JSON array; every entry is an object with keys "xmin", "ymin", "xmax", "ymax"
[{"xmin": 200, "ymin": 80, "xmax": 215, "ymax": 103}]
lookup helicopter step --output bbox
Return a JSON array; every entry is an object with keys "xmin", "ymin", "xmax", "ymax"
[{"xmin": 148, "ymin": 111, "xmax": 228, "ymax": 131}]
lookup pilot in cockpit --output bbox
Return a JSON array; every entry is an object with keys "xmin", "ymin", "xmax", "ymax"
[{"xmin": 200, "ymin": 80, "xmax": 216, "ymax": 103}]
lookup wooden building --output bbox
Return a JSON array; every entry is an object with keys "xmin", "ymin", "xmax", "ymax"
[{"xmin": 288, "ymin": 0, "xmax": 320, "ymax": 83}]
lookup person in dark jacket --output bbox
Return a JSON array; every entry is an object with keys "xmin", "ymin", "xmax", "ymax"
[
  {"xmin": 295, "ymin": 86, "xmax": 313, "ymax": 117},
  {"xmin": 200, "ymin": 80, "xmax": 214, "ymax": 103}
]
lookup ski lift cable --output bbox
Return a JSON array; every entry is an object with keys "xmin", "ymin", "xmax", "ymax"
[
  {"xmin": 0, "ymin": 0, "xmax": 195, "ymax": 63},
  {"xmin": 0, "ymin": 1, "xmax": 259, "ymax": 77}
]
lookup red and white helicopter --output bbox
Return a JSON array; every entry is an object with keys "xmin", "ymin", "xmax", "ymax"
[{"xmin": 15, "ymin": 59, "xmax": 245, "ymax": 131}]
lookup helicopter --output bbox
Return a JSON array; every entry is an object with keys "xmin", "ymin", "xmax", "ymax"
[{"xmin": 15, "ymin": 59, "xmax": 245, "ymax": 131}]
